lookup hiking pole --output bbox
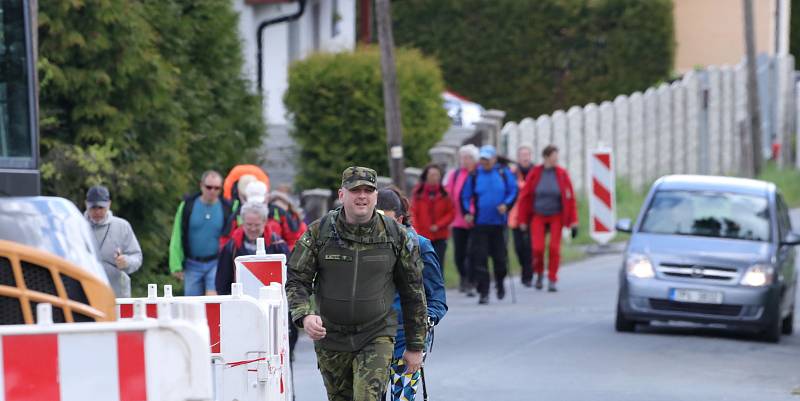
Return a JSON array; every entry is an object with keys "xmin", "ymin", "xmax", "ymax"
[
  {"xmin": 421, "ymin": 366, "xmax": 429, "ymax": 401},
  {"xmin": 509, "ymin": 271, "xmax": 517, "ymax": 304}
]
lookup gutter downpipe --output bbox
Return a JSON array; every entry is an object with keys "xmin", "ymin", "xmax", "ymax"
[{"xmin": 256, "ymin": 0, "xmax": 307, "ymax": 92}]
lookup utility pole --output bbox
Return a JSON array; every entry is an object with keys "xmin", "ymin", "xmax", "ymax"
[
  {"xmin": 375, "ymin": 0, "xmax": 406, "ymax": 191},
  {"xmin": 743, "ymin": 0, "xmax": 763, "ymax": 176}
]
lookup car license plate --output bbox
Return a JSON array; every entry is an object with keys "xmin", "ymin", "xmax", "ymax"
[{"xmin": 669, "ymin": 289, "xmax": 724, "ymax": 304}]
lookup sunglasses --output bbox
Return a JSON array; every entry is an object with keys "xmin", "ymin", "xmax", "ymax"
[{"xmin": 204, "ymin": 185, "xmax": 221, "ymax": 191}]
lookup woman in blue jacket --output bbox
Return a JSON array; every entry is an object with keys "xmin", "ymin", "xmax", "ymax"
[{"xmin": 377, "ymin": 187, "xmax": 447, "ymax": 401}]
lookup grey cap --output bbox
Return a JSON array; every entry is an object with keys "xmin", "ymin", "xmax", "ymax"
[
  {"xmin": 376, "ymin": 188, "xmax": 403, "ymax": 215},
  {"xmin": 86, "ymin": 185, "xmax": 111, "ymax": 208}
]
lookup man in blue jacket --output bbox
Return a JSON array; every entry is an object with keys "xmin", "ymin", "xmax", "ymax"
[
  {"xmin": 377, "ymin": 188, "xmax": 447, "ymax": 401},
  {"xmin": 461, "ymin": 145, "xmax": 518, "ymax": 305}
]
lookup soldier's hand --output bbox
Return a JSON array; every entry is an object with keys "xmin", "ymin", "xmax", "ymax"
[
  {"xmin": 464, "ymin": 214, "xmax": 474, "ymax": 224},
  {"xmin": 519, "ymin": 224, "xmax": 528, "ymax": 231},
  {"xmin": 402, "ymin": 350, "xmax": 424, "ymax": 374},
  {"xmin": 172, "ymin": 271, "xmax": 184, "ymax": 281},
  {"xmin": 303, "ymin": 314, "xmax": 327, "ymax": 340},
  {"xmin": 497, "ymin": 204, "xmax": 508, "ymax": 214}
]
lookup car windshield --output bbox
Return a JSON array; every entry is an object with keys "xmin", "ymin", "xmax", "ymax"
[{"xmin": 639, "ymin": 190, "xmax": 770, "ymax": 242}]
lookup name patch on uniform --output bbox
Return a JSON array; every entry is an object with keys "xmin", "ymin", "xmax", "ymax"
[
  {"xmin": 363, "ymin": 255, "xmax": 389, "ymax": 263},
  {"xmin": 324, "ymin": 254, "xmax": 353, "ymax": 262}
]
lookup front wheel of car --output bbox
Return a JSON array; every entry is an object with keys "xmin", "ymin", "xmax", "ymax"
[
  {"xmin": 615, "ymin": 302, "xmax": 636, "ymax": 333},
  {"xmin": 761, "ymin": 307, "xmax": 782, "ymax": 343},
  {"xmin": 782, "ymin": 307, "xmax": 794, "ymax": 335}
]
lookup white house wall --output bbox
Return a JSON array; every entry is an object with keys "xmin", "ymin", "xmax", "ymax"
[{"xmin": 234, "ymin": 0, "xmax": 356, "ymax": 125}]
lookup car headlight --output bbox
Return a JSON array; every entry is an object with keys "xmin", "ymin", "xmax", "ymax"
[
  {"xmin": 740, "ymin": 264, "xmax": 774, "ymax": 287},
  {"xmin": 626, "ymin": 254, "xmax": 655, "ymax": 279}
]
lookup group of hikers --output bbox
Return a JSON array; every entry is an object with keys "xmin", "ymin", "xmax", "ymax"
[{"xmin": 82, "ymin": 143, "xmax": 578, "ymax": 401}]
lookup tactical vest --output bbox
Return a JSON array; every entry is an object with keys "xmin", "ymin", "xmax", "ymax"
[{"xmin": 313, "ymin": 210, "xmax": 403, "ymax": 352}]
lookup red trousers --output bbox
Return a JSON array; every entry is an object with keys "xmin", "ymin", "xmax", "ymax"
[{"xmin": 531, "ymin": 214, "xmax": 563, "ymax": 283}]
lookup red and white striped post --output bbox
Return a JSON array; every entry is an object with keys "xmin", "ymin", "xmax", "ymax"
[{"xmin": 588, "ymin": 147, "xmax": 616, "ymax": 245}]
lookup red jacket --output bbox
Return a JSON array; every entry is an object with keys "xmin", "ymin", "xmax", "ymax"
[
  {"xmin": 517, "ymin": 165, "xmax": 578, "ymax": 228},
  {"xmin": 410, "ymin": 184, "xmax": 455, "ymax": 241}
]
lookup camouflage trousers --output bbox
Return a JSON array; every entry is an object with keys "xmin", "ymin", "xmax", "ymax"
[{"xmin": 315, "ymin": 336, "xmax": 394, "ymax": 401}]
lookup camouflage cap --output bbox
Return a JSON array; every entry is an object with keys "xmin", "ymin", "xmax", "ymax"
[{"xmin": 341, "ymin": 166, "xmax": 378, "ymax": 190}]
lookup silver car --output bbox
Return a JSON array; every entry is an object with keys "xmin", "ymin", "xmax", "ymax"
[{"xmin": 615, "ymin": 175, "xmax": 798, "ymax": 342}]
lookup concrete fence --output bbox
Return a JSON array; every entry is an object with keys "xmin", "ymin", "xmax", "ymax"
[{"xmin": 499, "ymin": 54, "xmax": 797, "ymax": 192}]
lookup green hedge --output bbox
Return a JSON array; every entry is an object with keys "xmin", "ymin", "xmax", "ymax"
[
  {"xmin": 284, "ymin": 47, "xmax": 450, "ymax": 190},
  {"xmin": 38, "ymin": 0, "xmax": 265, "ymax": 297},
  {"xmin": 392, "ymin": 0, "xmax": 675, "ymax": 121}
]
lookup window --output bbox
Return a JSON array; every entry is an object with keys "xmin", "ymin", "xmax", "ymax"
[
  {"xmin": 288, "ymin": 19, "xmax": 300, "ymax": 62},
  {"xmin": 640, "ymin": 190, "xmax": 771, "ymax": 242},
  {"xmin": 0, "ymin": 0, "xmax": 36, "ymax": 169},
  {"xmin": 331, "ymin": 0, "xmax": 340, "ymax": 37},
  {"xmin": 775, "ymin": 193, "xmax": 792, "ymax": 241},
  {"xmin": 312, "ymin": 1, "xmax": 320, "ymax": 50}
]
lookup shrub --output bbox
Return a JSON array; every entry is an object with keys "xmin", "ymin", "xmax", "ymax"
[
  {"xmin": 392, "ymin": 0, "xmax": 675, "ymax": 121},
  {"xmin": 284, "ymin": 47, "xmax": 450, "ymax": 190}
]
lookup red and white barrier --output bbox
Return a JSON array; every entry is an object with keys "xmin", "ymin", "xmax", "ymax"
[
  {"xmin": 117, "ymin": 282, "xmax": 289, "ymax": 401},
  {"xmin": 588, "ymin": 147, "xmax": 617, "ymax": 244},
  {"xmin": 0, "ymin": 303, "xmax": 212, "ymax": 401},
  {"xmin": 234, "ymin": 244, "xmax": 292, "ymax": 399}
]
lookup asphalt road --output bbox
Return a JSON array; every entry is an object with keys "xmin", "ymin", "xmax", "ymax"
[{"xmin": 291, "ymin": 252, "xmax": 800, "ymax": 401}]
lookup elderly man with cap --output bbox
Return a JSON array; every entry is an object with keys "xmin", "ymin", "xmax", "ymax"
[
  {"xmin": 286, "ymin": 166, "xmax": 427, "ymax": 401},
  {"xmin": 84, "ymin": 185, "xmax": 143, "ymax": 298},
  {"xmin": 460, "ymin": 145, "xmax": 518, "ymax": 305}
]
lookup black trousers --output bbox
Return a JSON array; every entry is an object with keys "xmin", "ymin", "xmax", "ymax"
[
  {"xmin": 468, "ymin": 225, "xmax": 508, "ymax": 296},
  {"xmin": 431, "ymin": 239, "xmax": 448, "ymax": 276},
  {"xmin": 512, "ymin": 228, "xmax": 533, "ymax": 283},
  {"xmin": 452, "ymin": 227, "xmax": 472, "ymax": 284}
]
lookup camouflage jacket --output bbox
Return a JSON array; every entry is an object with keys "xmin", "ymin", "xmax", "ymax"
[{"xmin": 286, "ymin": 208, "xmax": 427, "ymax": 352}]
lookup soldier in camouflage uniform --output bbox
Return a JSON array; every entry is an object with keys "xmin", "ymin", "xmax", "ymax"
[{"xmin": 286, "ymin": 166, "xmax": 428, "ymax": 401}]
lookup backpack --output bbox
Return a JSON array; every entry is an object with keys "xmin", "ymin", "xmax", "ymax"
[{"xmin": 468, "ymin": 164, "xmax": 518, "ymax": 209}]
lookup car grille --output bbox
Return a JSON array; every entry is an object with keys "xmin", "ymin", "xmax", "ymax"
[
  {"xmin": 649, "ymin": 299, "xmax": 743, "ymax": 317},
  {"xmin": 658, "ymin": 263, "xmax": 739, "ymax": 282}
]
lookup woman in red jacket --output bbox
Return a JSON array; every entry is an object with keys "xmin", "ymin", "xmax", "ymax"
[
  {"xmin": 517, "ymin": 145, "xmax": 578, "ymax": 292},
  {"xmin": 410, "ymin": 164, "xmax": 455, "ymax": 269}
]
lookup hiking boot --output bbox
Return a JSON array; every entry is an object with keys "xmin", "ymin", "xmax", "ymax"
[
  {"xmin": 497, "ymin": 284, "xmax": 506, "ymax": 300},
  {"xmin": 535, "ymin": 275, "xmax": 544, "ymax": 290},
  {"xmin": 465, "ymin": 282, "xmax": 476, "ymax": 297},
  {"xmin": 478, "ymin": 294, "xmax": 489, "ymax": 305},
  {"xmin": 522, "ymin": 280, "xmax": 533, "ymax": 288},
  {"xmin": 548, "ymin": 282, "xmax": 558, "ymax": 292}
]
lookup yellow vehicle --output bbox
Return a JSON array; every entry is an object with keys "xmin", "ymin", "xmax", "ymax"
[
  {"xmin": 0, "ymin": 197, "xmax": 116, "ymax": 323},
  {"xmin": 1, "ymin": 1, "xmax": 116, "ymax": 323}
]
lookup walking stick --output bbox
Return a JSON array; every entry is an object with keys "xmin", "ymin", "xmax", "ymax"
[
  {"xmin": 421, "ymin": 367, "xmax": 429, "ymax": 401},
  {"xmin": 509, "ymin": 270, "xmax": 517, "ymax": 304}
]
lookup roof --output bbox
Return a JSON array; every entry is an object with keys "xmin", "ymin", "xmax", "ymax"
[{"xmin": 653, "ymin": 175, "xmax": 775, "ymax": 197}]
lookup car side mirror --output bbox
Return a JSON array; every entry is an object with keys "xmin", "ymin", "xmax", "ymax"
[
  {"xmin": 781, "ymin": 232, "xmax": 800, "ymax": 246},
  {"xmin": 615, "ymin": 218, "xmax": 633, "ymax": 233}
]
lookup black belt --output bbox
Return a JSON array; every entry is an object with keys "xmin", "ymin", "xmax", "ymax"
[{"xmin": 189, "ymin": 254, "xmax": 218, "ymax": 263}]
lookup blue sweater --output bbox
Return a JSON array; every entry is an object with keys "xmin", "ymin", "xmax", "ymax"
[
  {"xmin": 460, "ymin": 165, "xmax": 518, "ymax": 226},
  {"xmin": 393, "ymin": 231, "xmax": 448, "ymax": 358}
]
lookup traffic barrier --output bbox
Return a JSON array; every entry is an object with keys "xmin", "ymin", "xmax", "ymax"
[
  {"xmin": 588, "ymin": 147, "xmax": 617, "ymax": 244},
  {"xmin": 0, "ymin": 302, "xmax": 212, "ymax": 401},
  {"xmin": 234, "ymin": 240, "xmax": 292, "ymax": 399},
  {"xmin": 117, "ymin": 283, "xmax": 290, "ymax": 401}
]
